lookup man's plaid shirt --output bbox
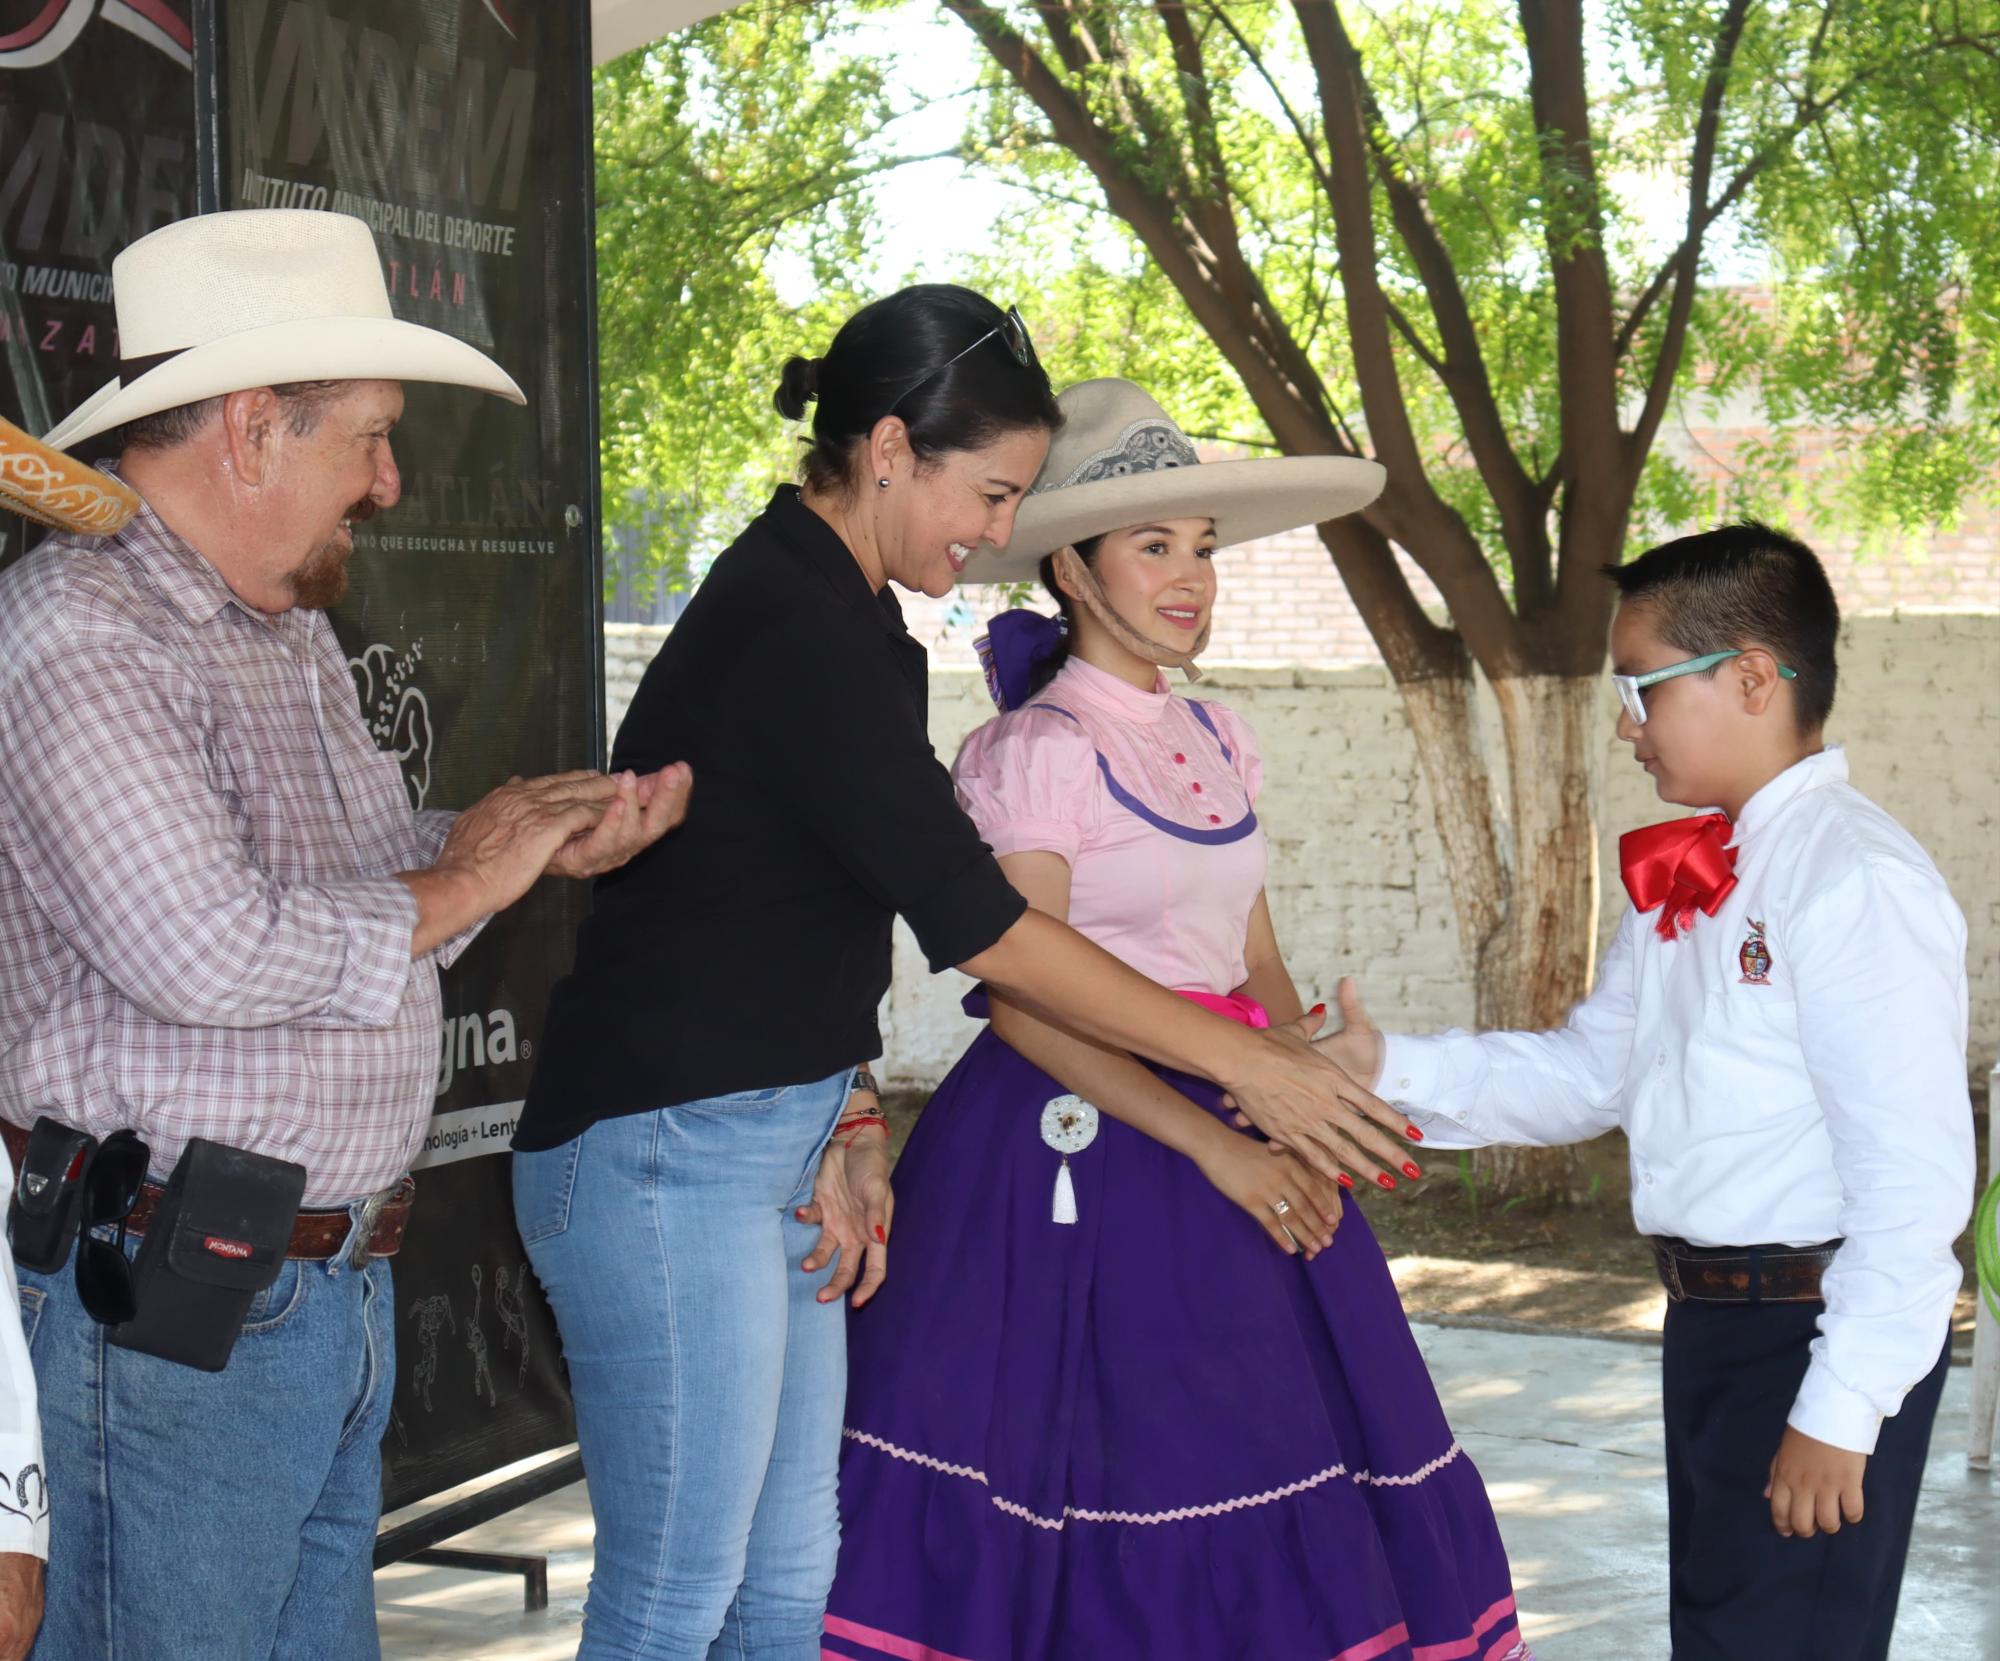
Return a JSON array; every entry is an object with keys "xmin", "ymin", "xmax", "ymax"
[{"xmin": 0, "ymin": 492, "xmax": 467, "ymax": 1207}]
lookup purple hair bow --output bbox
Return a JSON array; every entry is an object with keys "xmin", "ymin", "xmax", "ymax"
[{"xmin": 974, "ymin": 609, "xmax": 1065, "ymax": 711}]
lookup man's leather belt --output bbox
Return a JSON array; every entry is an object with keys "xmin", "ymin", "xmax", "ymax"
[
  {"xmin": 0, "ymin": 1119, "xmax": 415, "ymax": 1267},
  {"xmin": 1648, "ymin": 1235, "xmax": 1842, "ymax": 1305}
]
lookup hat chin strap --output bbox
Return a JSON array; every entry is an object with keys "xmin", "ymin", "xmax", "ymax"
[{"xmin": 1051, "ymin": 545, "xmax": 1209, "ymax": 684}]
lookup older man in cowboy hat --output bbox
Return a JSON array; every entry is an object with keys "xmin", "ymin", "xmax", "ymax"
[{"xmin": 0, "ymin": 209, "xmax": 690, "ymax": 1660}]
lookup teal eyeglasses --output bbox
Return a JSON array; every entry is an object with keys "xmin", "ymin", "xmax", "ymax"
[{"xmin": 1612, "ymin": 649, "xmax": 1797, "ymax": 724}]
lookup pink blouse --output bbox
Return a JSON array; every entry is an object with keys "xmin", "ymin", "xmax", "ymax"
[{"xmin": 953, "ymin": 656, "xmax": 1268, "ymax": 996}]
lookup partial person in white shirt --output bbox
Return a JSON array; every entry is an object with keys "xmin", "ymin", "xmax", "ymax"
[
  {"xmin": 1312, "ymin": 523, "xmax": 1974, "ymax": 1661},
  {"xmin": 0, "ymin": 1139, "xmax": 46, "ymax": 1661}
]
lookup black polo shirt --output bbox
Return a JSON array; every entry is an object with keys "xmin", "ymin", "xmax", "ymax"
[{"xmin": 515, "ymin": 486, "xmax": 1026, "ymax": 1148}]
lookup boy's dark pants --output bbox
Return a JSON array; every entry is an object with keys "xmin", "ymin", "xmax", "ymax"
[{"xmin": 1663, "ymin": 1298, "xmax": 1952, "ymax": 1661}]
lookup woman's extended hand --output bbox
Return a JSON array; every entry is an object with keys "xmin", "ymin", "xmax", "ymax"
[
  {"xmin": 1194, "ymin": 1125, "xmax": 1343, "ymax": 1258},
  {"xmin": 797, "ymin": 1136, "xmax": 894, "ymax": 1308},
  {"xmin": 1221, "ymin": 1018, "xmax": 1417, "ymax": 1190}
]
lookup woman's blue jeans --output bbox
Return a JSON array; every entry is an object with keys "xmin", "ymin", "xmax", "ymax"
[{"xmin": 513, "ymin": 1070, "xmax": 851, "ymax": 1661}]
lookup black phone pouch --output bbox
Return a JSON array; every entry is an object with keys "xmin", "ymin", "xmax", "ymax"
[
  {"xmin": 8, "ymin": 1117, "xmax": 99, "ymax": 1274},
  {"xmin": 109, "ymin": 1138, "xmax": 307, "ymax": 1372}
]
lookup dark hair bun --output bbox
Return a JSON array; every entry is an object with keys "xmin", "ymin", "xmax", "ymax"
[
  {"xmin": 774, "ymin": 355, "xmax": 821, "ymax": 420},
  {"xmin": 781, "ymin": 286, "xmax": 1062, "ymax": 494}
]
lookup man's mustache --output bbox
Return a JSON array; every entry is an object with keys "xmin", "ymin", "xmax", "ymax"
[{"xmin": 345, "ymin": 497, "xmax": 379, "ymax": 524}]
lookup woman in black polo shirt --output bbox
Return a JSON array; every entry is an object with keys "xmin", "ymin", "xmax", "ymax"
[{"xmin": 514, "ymin": 286, "xmax": 1413, "ymax": 1661}]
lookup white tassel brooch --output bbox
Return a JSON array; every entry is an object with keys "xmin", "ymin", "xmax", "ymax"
[{"xmin": 1040, "ymin": 1094, "xmax": 1100, "ymax": 1225}]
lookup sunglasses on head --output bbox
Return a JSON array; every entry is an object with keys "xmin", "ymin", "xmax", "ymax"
[
  {"xmin": 1612, "ymin": 648, "xmax": 1797, "ymax": 725},
  {"xmin": 74, "ymin": 1129, "xmax": 148, "ymax": 1326},
  {"xmin": 888, "ymin": 306, "xmax": 1036, "ymax": 414}
]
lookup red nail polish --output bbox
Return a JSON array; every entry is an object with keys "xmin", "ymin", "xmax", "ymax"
[
  {"xmin": 1405, "ymin": 1124, "xmax": 1424, "ymax": 1142},
  {"xmin": 1337, "ymin": 1173, "xmax": 1354, "ymax": 1189},
  {"xmin": 874, "ymin": 1225, "xmax": 886, "ymax": 1243},
  {"xmin": 1376, "ymin": 1173, "xmax": 1397, "ymax": 1190},
  {"xmin": 1310, "ymin": 1003, "xmax": 1326, "ymax": 1016},
  {"xmin": 1402, "ymin": 1161, "xmax": 1423, "ymax": 1180}
]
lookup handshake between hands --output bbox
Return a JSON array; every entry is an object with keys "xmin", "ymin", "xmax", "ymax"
[
  {"xmin": 1198, "ymin": 978, "xmax": 1414, "ymax": 1263},
  {"xmin": 1259, "ymin": 981, "xmax": 1869, "ymax": 1542},
  {"xmin": 1224, "ymin": 978, "xmax": 1396, "ymax": 1163}
]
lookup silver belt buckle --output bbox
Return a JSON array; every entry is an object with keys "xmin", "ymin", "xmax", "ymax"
[{"xmin": 346, "ymin": 1187, "xmax": 390, "ymax": 1271}]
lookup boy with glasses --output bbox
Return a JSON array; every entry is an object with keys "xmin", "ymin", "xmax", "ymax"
[{"xmin": 1316, "ymin": 522, "xmax": 1975, "ymax": 1661}]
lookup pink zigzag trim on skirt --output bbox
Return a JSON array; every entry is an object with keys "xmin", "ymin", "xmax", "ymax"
[
  {"xmin": 841, "ymin": 1427, "xmax": 988, "ymax": 1484},
  {"xmin": 843, "ymin": 1425, "xmax": 1464, "ymax": 1530}
]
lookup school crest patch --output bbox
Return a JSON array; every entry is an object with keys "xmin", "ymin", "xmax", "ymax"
[{"xmin": 1738, "ymin": 918, "xmax": 1773, "ymax": 985}]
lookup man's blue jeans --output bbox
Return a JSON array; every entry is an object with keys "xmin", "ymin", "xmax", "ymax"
[
  {"xmin": 17, "ymin": 1240, "xmax": 394, "ymax": 1661},
  {"xmin": 514, "ymin": 1071, "xmax": 850, "ymax": 1661}
]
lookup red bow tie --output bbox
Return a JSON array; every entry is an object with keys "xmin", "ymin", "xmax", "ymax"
[{"xmin": 1620, "ymin": 814, "xmax": 1738, "ymax": 940}]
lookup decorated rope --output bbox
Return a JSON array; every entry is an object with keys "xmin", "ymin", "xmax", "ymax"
[{"xmin": 0, "ymin": 417, "xmax": 139, "ymax": 536}]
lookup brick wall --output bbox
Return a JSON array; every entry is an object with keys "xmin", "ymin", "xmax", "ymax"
[{"xmin": 605, "ymin": 613, "xmax": 2000, "ymax": 1086}]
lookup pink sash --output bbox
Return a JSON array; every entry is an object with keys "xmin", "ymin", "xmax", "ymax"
[
  {"xmin": 964, "ymin": 985, "xmax": 1271, "ymax": 1029},
  {"xmin": 1174, "ymin": 989, "xmax": 1270, "ymax": 1029}
]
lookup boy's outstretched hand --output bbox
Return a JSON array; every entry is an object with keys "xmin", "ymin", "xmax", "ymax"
[
  {"xmin": 1765, "ymin": 1426, "xmax": 1867, "ymax": 1537},
  {"xmin": 1313, "ymin": 978, "xmax": 1385, "ymax": 1089}
]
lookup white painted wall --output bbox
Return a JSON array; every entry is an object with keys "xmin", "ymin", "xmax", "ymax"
[{"xmin": 605, "ymin": 613, "xmax": 2000, "ymax": 1085}]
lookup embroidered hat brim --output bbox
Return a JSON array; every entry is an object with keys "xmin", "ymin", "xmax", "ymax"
[
  {"xmin": 0, "ymin": 415, "xmax": 140, "ymax": 535},
  {"xmin": 955, "ymin": 378, "xmax": 1385, "ymax": 586},
  {"xmin": 40, "ymin": 208, "xmax": 524, "ymax": 453}
]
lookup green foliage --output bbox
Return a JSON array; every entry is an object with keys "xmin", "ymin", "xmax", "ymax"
[
  {"xmin": 593, "ymin": 4, "xmax": 897, "ymax": 585},
  {"xmin": 598, "ymin": 0, "xmax": 2000, "ymax": 592}
]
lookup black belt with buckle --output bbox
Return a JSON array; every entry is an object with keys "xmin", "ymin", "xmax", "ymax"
[{"xmin": 1648, "ymin": 1235, "xmax": 1843, "ymax": 1304}]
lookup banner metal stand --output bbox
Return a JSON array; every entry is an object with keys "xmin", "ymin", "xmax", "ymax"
[
  {"xmin": 374, "ymin": 1448, "xmax": 586, "ymax": 1610},
  {"xmin": 196, "ymin": 0, "xmax": 604, "ymax": 1528},
  {"xmin": 7, "ymin": 0, "xmax": 606, "ymax": 1622}
]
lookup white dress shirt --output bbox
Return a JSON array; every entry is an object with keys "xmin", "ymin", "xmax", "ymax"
[
  {"xmin": 1380, "ymin": 748, "xmax": 1975, "ymax": 1454},
  {"xmin": 0, "ymin": 1142, "xmax": 47, "ymax": 1559}
]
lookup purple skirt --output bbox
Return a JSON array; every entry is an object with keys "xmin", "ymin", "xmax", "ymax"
[{"xmin": 827, "ymin": 1029, "xmax": 1531, "ymax": 1661}]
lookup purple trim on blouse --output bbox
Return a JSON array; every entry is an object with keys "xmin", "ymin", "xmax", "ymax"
[
  {"xmin": 1187, "ymin": 697, "xmax": 1232, "ymax": 763},
  {"xmin": 1040, "ymin": 703, "xmax": 1258, "ymax": 847}
]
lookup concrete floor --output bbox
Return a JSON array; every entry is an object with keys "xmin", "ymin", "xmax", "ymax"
[{"xmin": 376, "ymin": 1323, "xmax": 1998, "ymax": 1660}]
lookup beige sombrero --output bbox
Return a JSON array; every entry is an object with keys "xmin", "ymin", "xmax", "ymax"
[
  {"xmin": 42, "ymin": 208, "xmax": 524, "ymax": 454},
  {"xmin": 955, "ymin": 378, "xmax": 1386, "ymax": 585}
]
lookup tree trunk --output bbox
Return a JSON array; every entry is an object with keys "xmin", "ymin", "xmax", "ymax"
[{"xmin": 1399, "ymin": 671, "xmax": 1601, "ymax": 1201}]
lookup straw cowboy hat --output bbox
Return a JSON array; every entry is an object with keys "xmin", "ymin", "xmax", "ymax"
[
  {"xmin": 42, "ymin": 208, "xmax": 524, "ymax": 454},
  {"xmin": 956, "ymin": 378, "xmax": 1385, "ymax": 586}
]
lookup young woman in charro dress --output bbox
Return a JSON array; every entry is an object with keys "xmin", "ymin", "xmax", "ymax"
[{"xmin": 824, "ymin": 380, "xmax": 1533, "ymax": 1661}]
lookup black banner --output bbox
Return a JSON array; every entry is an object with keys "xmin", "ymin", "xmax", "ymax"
[
  {"xmin": 206, "ymin": 0, "xmax": 601, "ymax": 1508},
  {"xmin": 0, "ymin": 0, "xmax": 195, "ymax": 566}
]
